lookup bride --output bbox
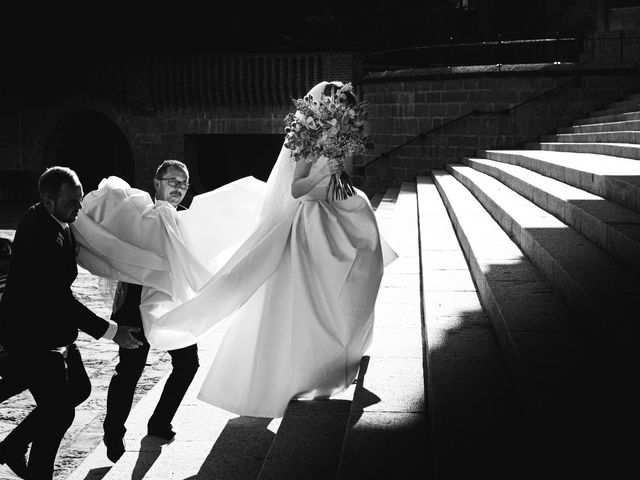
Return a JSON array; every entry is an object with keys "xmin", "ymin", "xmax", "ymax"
[{"xmin": 74, "ymin": 81, "xmax": 397, "ymax": 418}]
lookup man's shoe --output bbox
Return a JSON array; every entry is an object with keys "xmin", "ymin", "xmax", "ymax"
[
  {"xmin": 103, "ymin": 435, "xmax": 125, "ymax": 463},
  {"xmin": 0, "ymin": 443, "xmax": 28, "ymax": 479},
  {"xmin": 147, "ymin": 424, "xmax": 176, "ymax": 441}
]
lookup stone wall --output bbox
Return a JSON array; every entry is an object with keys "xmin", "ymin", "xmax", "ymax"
[
  {"xmin": 579, "ymin": 4, "xmax": 640, "ymax": 64},
  {"xmin": 129, "ymin": 111, "xmax": 289, "ymax": 193},
  {"xmin": 357, "ymin": 63, "xmax": 640, "ymax": 194}
]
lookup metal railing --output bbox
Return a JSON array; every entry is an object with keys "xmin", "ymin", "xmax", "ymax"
[{"xmin": 365, "ymin": 36, "xmax": 579, "ymax": 71}]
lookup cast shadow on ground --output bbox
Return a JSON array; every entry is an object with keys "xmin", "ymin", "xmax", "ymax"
[
  {"xmin": 343, "ymin": 355, "xmax": 380, "ymax": 425},
  {"xmin": 130, "ymin": 435, "xmax": 173, "ymax": 480},
  {"xmin": 80, "ymin": 435, "xmax": 172, "ymax": 480},
  {"xmin": 81, "ymin": 465, "xmax": 111, "ymax": 480},
  {"xmin": 183, "ymin": 416, "xmax": 273, "ymax": 480}
]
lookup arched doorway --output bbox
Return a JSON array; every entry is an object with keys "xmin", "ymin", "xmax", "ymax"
[{"xmin": 43, "ymin": 111, "xmax": 134, "ymax": 192}]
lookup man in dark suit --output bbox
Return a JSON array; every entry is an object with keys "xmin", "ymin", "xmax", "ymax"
[
  {"xmin": 103, "ymin": 160, "xmax": 199, "ymax": 462},
  {"xmin": 0, "ymin": 166, "xmax": 142, "ymax": 480}
]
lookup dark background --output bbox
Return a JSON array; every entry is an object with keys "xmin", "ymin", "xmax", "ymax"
[{"xmin": 0, "ymin": 0, "xmax": 590, "ymax": 58}]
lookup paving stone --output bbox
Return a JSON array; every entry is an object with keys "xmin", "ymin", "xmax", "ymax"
[
  {"xmin": 0, "ymin": 240, "xmax": 176, "ymax": 480},
  {"xmin": 368, "ymin": 325, "xmax": 423, "ymax": 359},
  {"xmin": 426, "ymin": 316, "xmax": 503, "ymax": 355},
  {"xmin": 422, "ymin": 291, "xmax": 485, "ymax": 317},
  {"xmin": 420, "ymin": 250, "xmax": 469, "ymax": 269},
  {"xmin": 422, "ymin": 268, "xmax": 476, "ymax": 292},
  {"xmin": 379, "ymin": 272, "xmax": 419, "ymax": 288}
]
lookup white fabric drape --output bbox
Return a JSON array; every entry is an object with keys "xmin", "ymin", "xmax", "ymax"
[{"xmin": 72, "ymin": 81, "xmax": 398, "ymax": 417}]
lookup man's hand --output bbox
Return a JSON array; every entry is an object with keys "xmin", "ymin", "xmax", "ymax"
[{"xmin": 113, "ymin": 325, "xmax": 143, "ymax": 349}]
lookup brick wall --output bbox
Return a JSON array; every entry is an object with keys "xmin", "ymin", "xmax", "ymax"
[
  {"xmin": 580, "ymin": 6, "xmax": 640, "ymax": 64},
  {"xmin": 357, "ymin": 63, "xmax": 640, "ymax": 194},
  {"xmin": 323, "ymin": 53, "xmax": 362, "ymax": 83},
  {"xmin": 129, "ymin": 110, "xmax": 289, "ymax": 192}
]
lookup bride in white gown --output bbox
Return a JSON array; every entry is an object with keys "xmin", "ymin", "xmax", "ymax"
[{"xmin": 73, "ymin": 81, "xmax": 397, "ymax": 418}]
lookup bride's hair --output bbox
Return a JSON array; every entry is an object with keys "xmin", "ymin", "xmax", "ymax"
[{"xmin": 323, "ymin": 82, "xmax": 356, "ymax": 107}]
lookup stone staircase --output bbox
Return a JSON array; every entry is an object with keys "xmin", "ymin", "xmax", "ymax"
[{"xmin": 422, "ymin": 90, "xmax": 640, "ymax": 478}]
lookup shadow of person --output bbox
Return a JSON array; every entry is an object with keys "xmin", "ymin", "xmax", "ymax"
[
  {"xmin": 347, "ymin": 355, "xmax": 381, "ymax": 425},
  {"xmin": 129, "ymin": 435, "xmax": 174, "ymax": 480},
  {"xmin": 184, "ymin": 416, "xmax": 274, "ymax": 480},
  {"xmin": 81, "ymin": 466, "xmax": 111, "ymax": 480}
]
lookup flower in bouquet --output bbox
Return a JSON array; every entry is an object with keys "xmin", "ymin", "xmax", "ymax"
[{"xmin": 283, "ymin": 82, "xmax": 374, "ymax": 201}]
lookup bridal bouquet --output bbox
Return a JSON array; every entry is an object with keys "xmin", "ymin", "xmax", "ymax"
[{"xmin": 283, "ymin": 83, "xmax": 374, "ymax": 201}]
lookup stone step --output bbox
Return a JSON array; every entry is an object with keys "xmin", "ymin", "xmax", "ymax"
[
  {"xmin": 558, "ymin": 118, "xmax": 640, "ymax": 134},
  {"xmin": 541, "ymin": 131, "xmax": 640, "ymax": 144},
  {"xmin": 446, "ymin": 164, "xmax": 640, "ymax": 351},
  {"xmin": 463, "ymin": 157, "xmax": 640, "ymax": 271},
  {"xmin": 416, "ymin": 176, "xmax": 524, "ymax": 479},
  {"xmin": 336, "ymin": 181, "xmax": 429, "ymax": 480},
  {"xmin": 481, "ymin": 149, "xmax": 640, "ymax": 212},
  {"xmin": 527, "ymin": 140, "xmax": 640, "ymax": 161},
  {"xmin": 432, "ymin": 169, "xmax": 635, "ymax": 476},
  {"xmin": 573, "ymin": 110, "xmax": 640, "ymax": 125}
]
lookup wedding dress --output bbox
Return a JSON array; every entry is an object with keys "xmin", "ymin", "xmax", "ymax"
[{"xmin": 73, "ymin": 81, "xmax": 397, "ymax": 417}]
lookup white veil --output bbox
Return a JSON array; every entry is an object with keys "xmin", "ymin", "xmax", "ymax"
[
  {"xmin": 139, "ymin": 82, "xmax": 338, "ymax": 348},
  {"xmin": 258, "ymin": 80, "xmax": 341, "ymax": 221}
]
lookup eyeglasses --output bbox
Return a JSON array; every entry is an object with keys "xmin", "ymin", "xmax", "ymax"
[{"xmin": 158, "ymin": 177, "xmax": 189, "ymax": 189}]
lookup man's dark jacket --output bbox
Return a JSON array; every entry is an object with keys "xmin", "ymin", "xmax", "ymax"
[{"xmin": 0, "ymin": 203, "xmax": 108, "ymax": 353}]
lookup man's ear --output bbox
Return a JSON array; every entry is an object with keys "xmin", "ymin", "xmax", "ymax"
[
  {"xmin": 43, "ymin": 196, "xmax": 55, "ymax": 213},
  {"xmin": 153, "ymin": 178, "xmax": 160, "ymax": 192}
]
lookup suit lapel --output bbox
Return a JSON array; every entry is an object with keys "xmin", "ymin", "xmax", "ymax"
[{"xmin": 37, "ymin": 204, "xmax": 76, "ymax": 252}]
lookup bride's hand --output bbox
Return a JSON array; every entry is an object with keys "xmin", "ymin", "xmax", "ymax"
[
  {"xmin": 306, "ymin": 152, "xmax": 320, "ymax": 164},
  {"xmin": 326, "ymin": 157, "xmax": 343, "ymax": 176},
  {"xmin": 318, "ymin": 160, "xmax": 331, "ymax": 179}
]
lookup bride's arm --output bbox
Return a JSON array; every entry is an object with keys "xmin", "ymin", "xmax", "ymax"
[{"xmin": 291, "ymin": 158, "xmax": 331, "ymax": 199}]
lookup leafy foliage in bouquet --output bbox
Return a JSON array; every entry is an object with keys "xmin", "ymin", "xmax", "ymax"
[
  {"xmin": 283, "ymin": 83, "xmax": 374, "ymax": 201},
  {"xmin": 283, "ymin": 83, "xmax": 374, "ymax": 163}
]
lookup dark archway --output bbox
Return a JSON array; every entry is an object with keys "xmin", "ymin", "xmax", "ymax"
[
  {"xmin": 186, "ymin": 134, "xmax": 283, "ymax": 192},
  {"xmin": 43, "ymin": 111, "xmax": 134, "ymax": 192}
]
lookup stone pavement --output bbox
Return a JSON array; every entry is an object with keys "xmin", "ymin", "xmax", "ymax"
[
  {"xmin": 63, "ymin": 319, "xmax": 279, "ymax": 480},
  {"xmin": 1, "ymin": 228, "xmax": 174, "ymax": 480}
]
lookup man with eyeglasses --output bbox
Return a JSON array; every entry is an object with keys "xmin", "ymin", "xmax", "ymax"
[{"xmin": 102, "ymin": 160, "xmax": 199, "ymax": 462}]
